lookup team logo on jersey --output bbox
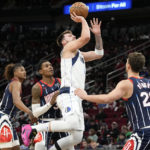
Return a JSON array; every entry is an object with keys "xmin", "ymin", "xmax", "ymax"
[
  {"xmin": 80, "ymin": 57, "xmax": 84, "ymax": 64},
  {"xmin": 65, "ymin": 107, "xmax": 71, "ymax": 113},
  {"xmin": 0, "ymin": 125, "xmax": 12, "ymax": 143},
  {"xmin": 44, "ymin": 92, "xmax": 55, "ymax": 104}
]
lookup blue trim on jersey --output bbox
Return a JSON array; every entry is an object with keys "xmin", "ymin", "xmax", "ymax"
[
  {"xmin": 72, "ymin": 51, "xmax": 79, "ymax": 66},
  {"xmin": 125, "ymin": 77, "xmax": 150, "ymax": 131},
  {"xmin": 59, "ymin": 87, "xmax": 70, "ymax": 94}
]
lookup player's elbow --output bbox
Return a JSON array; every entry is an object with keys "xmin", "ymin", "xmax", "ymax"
[
  {"xmin": 13, "ymin": 99, "xmax": 18, "ymax": 106},
  {"xmin": 85, "ymin": 36, "xmax": 90, "ymax": 42},
  {"xmin": 104, "ymin": 97, "xmax": 115, "ymax": 104},
  {"xmin": 96, "ymin": 55, "xmax": 103, "ymax": 60}
]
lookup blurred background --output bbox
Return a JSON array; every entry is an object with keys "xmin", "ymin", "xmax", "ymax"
[{"xmin": 0, "ymin": 0, "xmax": 150, "ymax": 149}]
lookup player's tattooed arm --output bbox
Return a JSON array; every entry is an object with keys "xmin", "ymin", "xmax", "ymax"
[
  {"xmin": 32, "ymin": 84, "xmax": 52, "ymax": 118},
  {"xmin": 32, "ymin": 84, "xmax": 41, "ymax": 104}
]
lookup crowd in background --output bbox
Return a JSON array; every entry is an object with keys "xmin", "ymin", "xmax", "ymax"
[
  {"xmin": 0, "ymin": 18, "xmax": 150, "ymax": 150},
  {"xmin": 0, "ymin": 19, "xmax": 150, "ymax": 79}
]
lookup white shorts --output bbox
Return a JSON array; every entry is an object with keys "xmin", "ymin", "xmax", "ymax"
[
  {"xmin": 56, "ymin": 88, "xmax": 84, "ymax": 131},
  {"xmin": 0, "ymin": 112, "xmax": 19, "ymax": 148}
]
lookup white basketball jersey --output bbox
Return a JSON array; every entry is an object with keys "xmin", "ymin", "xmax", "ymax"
[{"xmin": 61, "ymin": 50, "xmax": 86, "ymax": 89}]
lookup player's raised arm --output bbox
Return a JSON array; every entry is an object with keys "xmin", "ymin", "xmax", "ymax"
[
  {"xmin": 81, "ymin": 18, "xmax": 104, "ymax": 62},
  {"xmin": 75, "ymin": 80, "xmax": 132, "ymax": 104},
  {"xmin": 63, "ymin": 12, "xmax": 90, "ymax": 53}
]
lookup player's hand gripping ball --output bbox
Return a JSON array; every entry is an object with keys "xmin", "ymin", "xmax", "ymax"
[{"xmin": 70, "ymin": 2, "xmax": 89, "ymax": 18}]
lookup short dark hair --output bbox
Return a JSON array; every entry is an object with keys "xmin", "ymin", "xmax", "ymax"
[
  {"xmin": 37, "ymin": 59, "xmax": 49, "ymax": 71},
  {"xmin": 128, "ymin": 52, "xmax": 145, "ymax": 73},
  {"xmin": 4, "ymin": 63, "xmax": 23, "ymax": 80},
  {"xmin": 56, "ymin": 30, "xmax": 72, "ymax": 47}
]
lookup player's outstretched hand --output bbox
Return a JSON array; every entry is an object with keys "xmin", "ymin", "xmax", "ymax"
[
  {"xmin": 90, "ymin": 18, "xmax": 101, "ymax": 35},
  {"xmin": 28, "ymin": 111, "xmax": 38, "ymax": 124},
  {"xmin": 50, "ymin": 90, "xmax": 60, "ymax": 105},
  {"xmin": 71, "ymin": 12, "xmax": 84, "ymax": 23},
  {"xmin": 75, "ymin": 88, "xmax": 87, "ymax": 100}
]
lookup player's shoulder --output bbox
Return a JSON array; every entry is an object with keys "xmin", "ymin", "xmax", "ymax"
[
  {"xmin": 117, "ymin": 79, "xmax": 133, "ymax": 89},
  {"xmin": 9, "ymin": 80, "xmax": 21, "ymax": 93},
  {"xmin": 10, "ymin": 80, "xmax": 21, "ymax": 87},
  {"xmin": 32, "ymin": 82, "xmax": 41, "ymax": 92}
]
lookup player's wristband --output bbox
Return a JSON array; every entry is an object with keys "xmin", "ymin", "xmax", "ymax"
[{"xmin": 95, "ymin": 48, "xmax": 104, "ymax": 56}]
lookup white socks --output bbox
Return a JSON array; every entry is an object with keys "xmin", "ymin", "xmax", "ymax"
[{"xmin": 32, "ymin": 123, "xmax": 50, "ymax": 132}]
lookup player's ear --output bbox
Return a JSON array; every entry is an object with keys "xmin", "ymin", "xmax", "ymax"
[
  {"xmin": 62, "ymin": 39, "xmax": 66, "ymax": 46},
  {"xmin": 39, "ymin": 69, "xmax": 43, "ymax": 75},
  {"xmin": 127, "ymin": 63, "xmax": 131, "ymax": 71}
]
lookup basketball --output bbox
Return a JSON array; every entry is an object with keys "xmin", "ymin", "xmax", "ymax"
[{"xmin": 70, "ymin": 2, "xmax": 89, "ymax": 18}]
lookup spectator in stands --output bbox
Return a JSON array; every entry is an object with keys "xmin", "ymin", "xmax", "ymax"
[
  {"xmin": 88, "ymin": 128, "xmax": 98, "ymax": 142},
  {"xmin": 96, "ymin": 108, "xmax": 107, "ymax": 121},
  {"xmin": 109, "ymin": 122, "xmax": 120, "ymax": 144},
  {"xmin": 80, "ymin": 139, "xmax": 89, "ymax": 150},
  {"xmin": 116, "ymin": 133, "xmax": 126, "ymax": 149},
  {"xmin": 88, "ymin": 119, "xmax": 99, "ymax": 131},
  {"xmin": 88, "ymin": 140, "xmax": 102, "ymax": 150},
  {"xmin": 121, "ymin": 125, "xmax": 132, "ymax": 139},
  {"xmin": 98, "ymin": 123, "xmax": 110, "ymax": 145}
]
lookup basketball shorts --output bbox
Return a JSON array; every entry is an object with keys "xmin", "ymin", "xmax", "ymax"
[
  {"xmin": 0, "ymin": 112, "xmax": 19, "ymax": 148},
  {"xmin": 57, "ymin": 87, "xmax": 85, "ymax": 131},
  {"xmin": 123, "ymin": 128, "xmax": 150, "ymax": 150}
]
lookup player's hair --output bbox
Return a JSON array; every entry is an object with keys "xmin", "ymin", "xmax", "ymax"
[
  {"xmin": 37, "ymin": 59, "xmax": 49, "ymax": 71},
  {"xmin": 128, "ymin": 52, "xmax": 145, "ymax": 73},
  {"xmin": 56, "ymin": 30, "xmax": 72, "ymax": 47},
  {"xmin": 4, "ymin": 63, "xmax": 23, "ymax": 80}
]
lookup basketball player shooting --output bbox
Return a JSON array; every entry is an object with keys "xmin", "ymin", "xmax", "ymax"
[{"xmin": 22, "ymin": 12, "xmax": 104, "ymax": 150}]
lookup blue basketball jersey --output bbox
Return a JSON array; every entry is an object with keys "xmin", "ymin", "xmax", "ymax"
[
  {"xmin": 124, "ymin": 77, "xmax": 150, "ymax": 131},
  {"xmin": 0, "ymin": 80, "xmax": 19, "ymax": 117},
  {"xmin": 38, "ymin": 78, "xmax": 62, "ymax": 119}
]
